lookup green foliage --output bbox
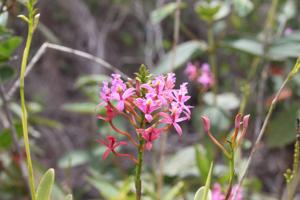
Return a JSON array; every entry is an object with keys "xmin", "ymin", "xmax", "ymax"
[
  {"xmin": 195, "ymin": 1, "xmax": 230, "ymax": 22},
  {"xmin": 36, "ymin": 168, "xmax": 55, "ymax": 200},
  {"xmin": 266, "ymin": 102, "xmax": 300, "ymax": 147},
  {"xmin": 194, "ymin": 163, "xmax": 213, "ymax": 200},
  {"xmin": 75, "ymin": 74, "xmax": 110, "ymax": 88},
  {"xmin": 195, "ymin": 146, "xmax": 211, "ymax": 184},
  {"xmin": 150, "ymin": 2, "xmax": 185, "ymax": 24},
  {"xmin": 233, "ymin": 0, "xmax": 253, "ymax": 17},
  {"xmin": 62, "ymin": 102, "xmax": 98, "ymax": 114},
  {"xmin": 154, "ymin": 41, "xmax": 207, "ymax": 74},
  {"xmin": 0, "ymin": 36, "xmax": 22, "ymax": 61}
]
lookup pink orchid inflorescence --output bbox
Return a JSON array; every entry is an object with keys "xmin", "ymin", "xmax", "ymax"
[
  {"xmin": 185, "ymin": 62, "xmax": 214, "ymax": 89},
  {"xmin": 97, "ymin": 65, "xmax": 192, "ymax": 162}
]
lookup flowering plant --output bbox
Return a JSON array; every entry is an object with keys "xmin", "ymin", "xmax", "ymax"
[
  {"xmin": 185, "ymin": 62, "xmax": 214, "ymax": 89},
  {"xmin": 96, "ymin": 65, "xmax": 192, "ymax": 199}
]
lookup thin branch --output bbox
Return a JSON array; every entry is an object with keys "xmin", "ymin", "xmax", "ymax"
[
  {"xmin": 233, "ymin": 66, "xmax": 299, "ymax": 199},
  {"xmin": 157, "ymin": 1, "xmax": 181, "ymax": 198},
  {"xmin": 7, "ymin": 42, "xmax": 129, "ymax": 100}
]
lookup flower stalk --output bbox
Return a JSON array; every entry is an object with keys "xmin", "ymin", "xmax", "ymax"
[{"xmin": 18, "ymin": 1, "xmax": 39, "ymax": 199}]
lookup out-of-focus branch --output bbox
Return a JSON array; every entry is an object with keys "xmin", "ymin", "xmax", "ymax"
[
  {"xmin": 6, "ymin": 42, "xmax": 129, "ymax": 101},
  {"xmin": 0, "ymin": 84, "xmax": 29, "ymax": 193},
  {"xmin": 157, "ymin": 0, "xmax": 181, "ymax": 199}
]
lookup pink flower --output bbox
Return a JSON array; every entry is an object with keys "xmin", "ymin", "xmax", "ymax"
[
  {"xmin": 165, "ymin": 73, "xmax": 176, "ymax": 90},
  {"xmin": 159, "ymin": 105, "xmax": 188, "ymax": 136},
  {"xmin": 197, "ymin": 63, "xmax": 214, "ymax": 88},
  {"xmin": 284, "ymin": 27, "xmax": 293, "ymax": 36},
  {"xmin": 111, "ymin": 88, "xmax": 135, "ymax": 111},
  {"xmin": 135, "ymin": 96, "xmax": 160, "ymax": 122},
  {"xmin": 172, "ymin": 83, "xmax": 192, "ymax": 117},
  {"xmin": 185, "ymin": 62, "xmax": 198, "ymax": 81},
  {"xmin": 98, "ymin": 136, "xmax": 128, "ymax": 160},
  {"xmin": 100, "ymin": 81, "xmax": 111, "ymax": 102},
  {"xmin": 212, "ymin": 183, "xmax": 225, "ymax": 200},
  {"xmin": 212, "ymin": 183, "xmax": 243, "ymax": 200},
  {"xmin": 97, "ymin": 104, "xmax": 117, "ymax": 122},
  {"xmin": 137, "ymin": 127, "xmax": 161, "ymax": 150}
]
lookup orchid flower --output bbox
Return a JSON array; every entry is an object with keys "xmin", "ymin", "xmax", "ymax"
[
  {"xmin": 137, "ymin": 127, "xmax": 161, "ymax": 150},
  {"xmin": 98, "ymin": 136, "xmax": 128, "ymax": 160}
]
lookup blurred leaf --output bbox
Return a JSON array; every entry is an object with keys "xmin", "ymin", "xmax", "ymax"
[
  {"xmin": 150, "ymin": 2, "xmax": 185, "ymax": 24},
  {"xmin": 203, "ymin": 92, "xmax": 240, "ymax": 112},
  {"xmin": 0, "ymin": 36, "xmax": 22, "ymax": 61},
  {"xmin": 0, "ymin": 129, "xmax": 12, "ymax": 149},
  {"xmin": 194, "ymin": 187, "xmax": 212, "ymax": 200},
  {"xmin": 155, "ymin": 41, "xmax": 207, "ymax": 74},
  {"xmin": 62, "ymin": 102, "xmax": 96, "ymax": 114},
  {"xmin": 223, "ymin": 38, "xmax": 263, "ymax": 56},
  {"xmin": 87, "ymin": 177, "xmax": 119, "ymax": 199},
  {"xmin": 233, "ymin": 0, "xmax": 253, "ymax": 17},
  {"xmin": 30, "ymin": 116, "xmax": 63, "ymax": 129},
  {"xmin": 64, "ymin": 194, "xmax": 73, "ymax": 200},
  {"xmin": 58, "ymin": 150, "xmax": 90, "ymax": 168},
  {"xmin": 27, "ymin": 102, "xmax": 43, "ymax": 113},
  {"xmin": 0, "ymin": 65, "xmax": 15, "ymax": 83},
  {"xmin": 36, "ymin": 168, "xmax": 55, "ymax": 200},
  {"xmin": 75, "ymin": 74, "xmax": 109, "ymax": 88},
  {"xmin": 114, "ymin": 178, "xmax": 133, "ymax": 200},
  {"xmin": 194, "ymin": 163, "xmax": 213, "ymax": 200},
  {"xmin": 195, "ymin": 1, "xmax": 230, "ymax": 22},
  {"xmin": 164, "ymin": 145, "xmax": 198, "ymax": 177},
  {"xmin": 201, "ymin": 106, "xmax": 230, "ymax": 131},
  {"xmin": 0, "ymin": 9, "xmax": 8, "ymax": 26},
  {"xmin": 266, "ymin": 102, "xmax": 300, "ymax": 148},
  {"xmin": 163, "ymin": 181, "xmax": 184, "ymax": 200},
  {"xmin": 195, "ymin": 145, "xmax": 210, "ymax": 184},
  {"xmin": 279, "ymin": 0, "xmax": 296, "ymax": 20}
]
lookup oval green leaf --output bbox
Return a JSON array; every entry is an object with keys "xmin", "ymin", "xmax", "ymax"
[{"xmin": 36, "ymin": 168, "xmax": 55, "ymax": 200}]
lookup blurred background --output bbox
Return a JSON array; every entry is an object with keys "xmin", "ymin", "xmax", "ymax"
[{"xmin": 1, "ymin": 0, "xmax": 300, "ymax": 199}]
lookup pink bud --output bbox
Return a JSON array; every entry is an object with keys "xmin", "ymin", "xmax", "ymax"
[
  {"xmin": 235, "ymin": 113, "xmax": 242, "ymax": 129},
  {"xmin": 243, "ymin": 114, "xmax": 250, "ymax": 129},
  {"xmin": 201, "ymin": 116, "xmax": 211, "ymax": 132}
]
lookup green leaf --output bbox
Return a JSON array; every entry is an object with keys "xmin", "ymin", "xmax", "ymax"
[
  {"xmin": 62, "ymin": 102, "xmax": 97, "ymax": 114},
  {"xmin": 150, "ymin": 2, "xmax": 185, "ymax": 24},
  {"xmin": 266, "ymin": 102, "xmax": 300, "ymax": 148},
  {"xmin": 203, "ymin": 92, "xmax": 240, "ymax": 112},
  {"xmin": 194, "ymin": 163, "xmax": 213, "ymax": 200},
  {"xmin": 195, "ymin": 145, "xmax": 210, "ymax": 184},
  {"xmin": 64, "ymin": 194, "xmax": 73, "ymax": 200},
  {"xmin": 154, "ymin": 40, "xmax": 207, "ymax": 74},
  {"xmin": 223, "ymin": 38, "xmax": 263, "ymax": 56},
  {"xmin": 0, "ymin": 65, "xmax": 15, "ymax": 83},
  {"xmin": 195, "ymin": 1, "xmax": 230, "ymax": 22},
  {"xmin": 36, "ymin": 168, "xmax": 55, "ymax": 200},
  {"xmin": 201, "ymin": 106, "xmax": 230, "ymax": 131},
  {"xmin": 163, "ymin": 181, "xmax": 184, "ymax": 200},
  {"xmin": 233, "ymin": 0, "xmax": 254, "ymax": 17},
  {"xmin": 164, "ymin": 146, "xmax": 199, "ymax": 177},
  {"xmin": 75, "ymin": 74, "xmax": 110, "ymax": 88},
  {"xmin": 58, "ymin": 150, "xmax": 90, "ymax": 168},
  {"xmin": 0, "ymin": 129, "xmax": 13, "ymax": 149},
  {"xmin": 0, "ymin": 36, "xmax": 22, "ymax": 61},
  {"xmin": 194, "ymin": 187, "xmax": 212, "ymax": 200},
  {"xmin": 87, "ymin": 177, "xmax": 119, "ymax": 199}
]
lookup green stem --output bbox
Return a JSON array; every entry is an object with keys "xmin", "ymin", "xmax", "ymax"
[
  {"xmin": 20, "ymin": 17, "xmax": 36, "ymax": 200},
  {"xmin": 207, "ymin": 22, "xmax": 218, "ymax": 103},
  {"xmin": 135, "ymin": 138, "xmax": 144, "ymax": 200},
  {"xmin": 225, "ymin": 149, "xmax": 235, "ymax": 200},
  {"xmin": 135, "ymin": 116, "xmax": 145, "ymax": 200}
]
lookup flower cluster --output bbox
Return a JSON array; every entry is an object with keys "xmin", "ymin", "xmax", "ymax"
[
  {"xmin": 97, "ymin": 66, "xmax": 192, "ymax": 161},
  {"xmin": 212, "ymin": 183, "xmax": 243, "ymax": 200},
  {"xmin": 185, "ymin": 62, "xmax": 214, "ymax": 89}
]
